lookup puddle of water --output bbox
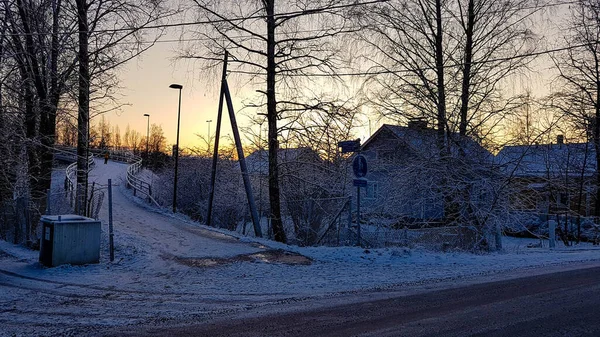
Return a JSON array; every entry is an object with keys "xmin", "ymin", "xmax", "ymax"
[
  {"xmin": 166, "ymin": 249, "xmax": 312, "ymax": 268},
  {"xmin": 247, "ymin": 250, "xmax": 312, "ymax": 266}
]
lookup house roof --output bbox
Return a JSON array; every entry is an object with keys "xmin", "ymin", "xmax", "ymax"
[
  {"xmin": 361, "ymin": 124, "xmax": 493, "ymax": 163},
  {"xmin": 245, "ymin": 147, "xmax": 321, "ymax": 175},
  {"xmin": 495, "ymin": 142, "xmax": 596, "ymax": 178}
]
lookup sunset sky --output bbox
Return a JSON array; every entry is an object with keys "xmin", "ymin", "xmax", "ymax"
[
  {"xmin": 102, "ymin": 3, "xmax": 566, "ymax": 152},
  {"xmin": 112, "ymin": 45, "xmax": 374, "ymax": 151},
  {"xmin": 113, "ymin": 38, "xmax": 226, "ymax": 149}
]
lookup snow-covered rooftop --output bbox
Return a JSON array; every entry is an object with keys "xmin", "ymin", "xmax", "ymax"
[
  {"xmin": 362, "ymin": 124, "xmax": 494, "ymax": 163},
  {"xmin": 496, "ymin": 142, "xmax": 596, "ymax": 178}
]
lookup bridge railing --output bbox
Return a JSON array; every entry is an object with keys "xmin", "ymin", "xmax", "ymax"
[
  {"xmin": 125, "ymin": 156, "xmax": 161, "ymax": 208},
  {"xmin": 65, "ymin": 153, "xmax": 95, "ymax": 191},
  {"xmin": 54, "ymin": 146, "xmax": 78, "ymax": 163},
  {"xmin": 57, "ymin": 151, "xmax": 100, "ymax": 218},
  {"xmin": 59, "ymin": 146, "xmax": 160, "ymax": 208}
]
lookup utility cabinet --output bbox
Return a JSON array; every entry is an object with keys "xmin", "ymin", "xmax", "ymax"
[{"xmin": 39, "ymin": 215, "xmax": 101, "ymax": 267}]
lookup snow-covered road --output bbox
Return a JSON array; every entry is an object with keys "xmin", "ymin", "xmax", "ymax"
[
  {"xmin": 1, "ymin": 159, "xmax": 600, "ymax": 336},
  {"xmin": 89, "ymin": 158, "xmax": 265, "ymax": 261}
]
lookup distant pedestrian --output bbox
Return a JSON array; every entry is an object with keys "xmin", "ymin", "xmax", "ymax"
[{"xmin": 104, "ymin": 152, "xmax": 109, "ymax": 164}]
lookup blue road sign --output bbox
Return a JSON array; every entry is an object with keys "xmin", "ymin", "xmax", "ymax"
[
  {"xmin": 353, "ymin": 154, "xmax": 368, "ymax": 178},
  {"xmin": 353, "ymin": 178, "xmax": 368, "ymax": 187}
]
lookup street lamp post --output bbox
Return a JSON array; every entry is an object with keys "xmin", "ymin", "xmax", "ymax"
[
  {"xmin": 143, "ymin": 114, "xmax": 150, "ymax": 161},
  {"xmin": 169, "ymin": 83, "xmax": 183, "ymax": 213},
  {"xmin": 206, "ymin": 119, "xmax": 212, "ymax": 152}
]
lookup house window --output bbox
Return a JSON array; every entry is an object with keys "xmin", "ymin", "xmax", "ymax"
[{"xmin": 365, "ymin": 181, "xmax": 378, "ymax": 199}]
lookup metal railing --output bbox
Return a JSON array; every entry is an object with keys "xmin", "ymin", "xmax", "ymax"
[
  {"xmin": 65, "ymin": 153, "xmax": 95, "ymax": 191},
  {"xmin": 53, "ymin": 146, "xmax": 78, "ymax": 162},
  {"xmin": 89, "ymin": 148, "xmax": 136, "ymax": 164},
  {"xmin": 125, "ymin": 156, "xmax": 160, "ymax": 207},
  {"xmin": 59, "ymin": 146, "xmax": 160, "ymax": 208}
]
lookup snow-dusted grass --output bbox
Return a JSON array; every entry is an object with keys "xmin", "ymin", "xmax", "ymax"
[
  {"xmin": 2, "ymin": 231, "xmax": 600, "ymax": 301},
  {"xmin": 1, "ymin": 159, "xmax": 600, "ymax": 336}
]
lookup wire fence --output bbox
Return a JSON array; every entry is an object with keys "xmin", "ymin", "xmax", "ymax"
[
  {"xmin": 281, "ymin": 196, "xmax": 351, "ymax": 246},
  {"xmin": 46, "ymin": 183, "xmax": 105, "ymax": 220}
]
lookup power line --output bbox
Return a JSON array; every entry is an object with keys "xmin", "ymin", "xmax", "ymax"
[
  {"xmin": 0, "ymin": 0, "xmax": 388, "ymax": 38},
  {"xmin": 228, "ymin": 42, "xmax": 598, "ymax": 77},
  {"xmin": 21, "ymin": 0, "xmax": 575, "ymax": 45},
  {"xmin": 1, "ymin": 0, "xmax": 578, "ymax": 39}
]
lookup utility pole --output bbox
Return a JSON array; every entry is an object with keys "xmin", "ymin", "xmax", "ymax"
[
  {"xmin": 207, "ymin": 51, "xmax": 262, "ymax": 237},
  {"xmin": 206, "ymin": 53, "xmax": 228, "ymax": 227}
]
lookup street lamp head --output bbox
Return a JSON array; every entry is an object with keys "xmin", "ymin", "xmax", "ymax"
[
  {"xmin": 143, "ymin": 113, "xmax": 150, "ymax": 117},
  {"xmin": 169, "ymin": 83, "xmax": 183, "ymax": 90}
]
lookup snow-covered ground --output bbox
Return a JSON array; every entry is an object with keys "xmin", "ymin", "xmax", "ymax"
[{"xmin": 1, "ymin": 158, "xmax": 600, "ymax": 336}]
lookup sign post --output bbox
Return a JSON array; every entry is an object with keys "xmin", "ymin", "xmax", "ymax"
[
  {"xmin": 352, "ymin": 154, "xmax": 368, "ymax": 247},
  {"xmin": 108, "ymin": 179, "xmax": 114, "ymax": 262}
]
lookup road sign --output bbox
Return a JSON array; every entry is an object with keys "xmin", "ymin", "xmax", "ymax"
[
  {"xmin": 353, "ymin": 154, "xmax": 368, "ymax": 178},
  {"xmin": 353, "ymin": 178, "xmax": 368, "ymax": 187},
  {"xmin": 339, "ymin": 139, "xmax": 360, "ymax": 153}
]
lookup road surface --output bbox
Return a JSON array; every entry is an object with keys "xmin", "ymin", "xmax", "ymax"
[{"xmin": 121, "ymin": 266, "xmax": 600, "ymax": 337}]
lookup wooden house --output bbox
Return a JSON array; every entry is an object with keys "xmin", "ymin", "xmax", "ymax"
[
  {"xmin": 357, "ymin": 122, "xmax": 494, "ymax": 226},
  {"xmin": 495, "ymin": 137, "xmax": 596, "ymax": 217}
]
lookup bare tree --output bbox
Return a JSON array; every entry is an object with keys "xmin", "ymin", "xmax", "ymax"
[
  {"xmin": 148, "ymin": 123, "xmax": 167, "ymax": 153},
  {"xmin": 353, "ymin": 0, "xmax": 541, "ymax": 248},
  {"xmin": 455, "ymin": 0, "xmax": 538, "ymax": 137},
  {"xmin": 358, "ymin": 0, "xmax": 539, "ymax": 141},
  {"xmin": 112, "ymin": 124, "xmax": 122, "ymax": 149},
  {"xmin": 183, "ymin": 0, "xmax": 372, "ymax": 243},
  {"xmin": 3, "ymin": 0, "xmax": 77, "ymax": 212},
  {"xmin": 549, "ymin": 0, "xmax": 600, "ymax": 218},
  {"xmin": 124, "ymin": 124, "xmax": 143, "ymax": 153},
  {"xmin": 56, "ymin": 112, "xmax": 79, "ymax": 147},
  {"xmin": 73, "ymin": 0, "xmax": 168, "ymax": 210},
  {"xmin": 356, "ymin": 0, "xmax": 451, "ymax": 148}
]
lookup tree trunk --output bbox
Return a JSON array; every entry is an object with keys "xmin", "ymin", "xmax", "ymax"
[
  {"xmin": 15, "ymin": 0, "xmax": 44, "ymax": 207},
  {"xmin": 433, "ymin": 0, "xmax": 455, "ymax": 226},
  {"xmin": 266, "ymin": 0, "xmax": 287, "ymax": 243},
  {"xmin": 37, "ymin": 0, "xmax": 63, "ymax": 202},
  {"xmin": 459, "ymin": 0, "xmax": 475, "ymax": 137},
  {"xmin": 454, "ymin": 0, "xmax": 476, "ymax": 241},
  {"xmin": 594, "ymin": 125, "xmax": 600, "ymax": 220},
  {"xmin": 595, "ymin": 55, "xmax": 600, "ymax": 220},
  {"xmin": 576, "ymin": 142, "xmax": 589, "ymax": 243},
  {"xmin": 76, "ymin": 0, "xmax": 90, "ymax": 214},
  {"xmin": 435, "ymin": 0, "xmax": 446, "ymax": 149}
]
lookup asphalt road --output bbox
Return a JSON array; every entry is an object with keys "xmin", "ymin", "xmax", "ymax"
[{"xmin": 118, "ymin": 266, "xmax": 600, "ymax": 337}]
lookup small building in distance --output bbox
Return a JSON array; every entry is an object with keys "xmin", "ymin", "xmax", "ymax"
[{"xmin": 495, "ymin": 136, "xmax": 597, "ymax": 218}]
